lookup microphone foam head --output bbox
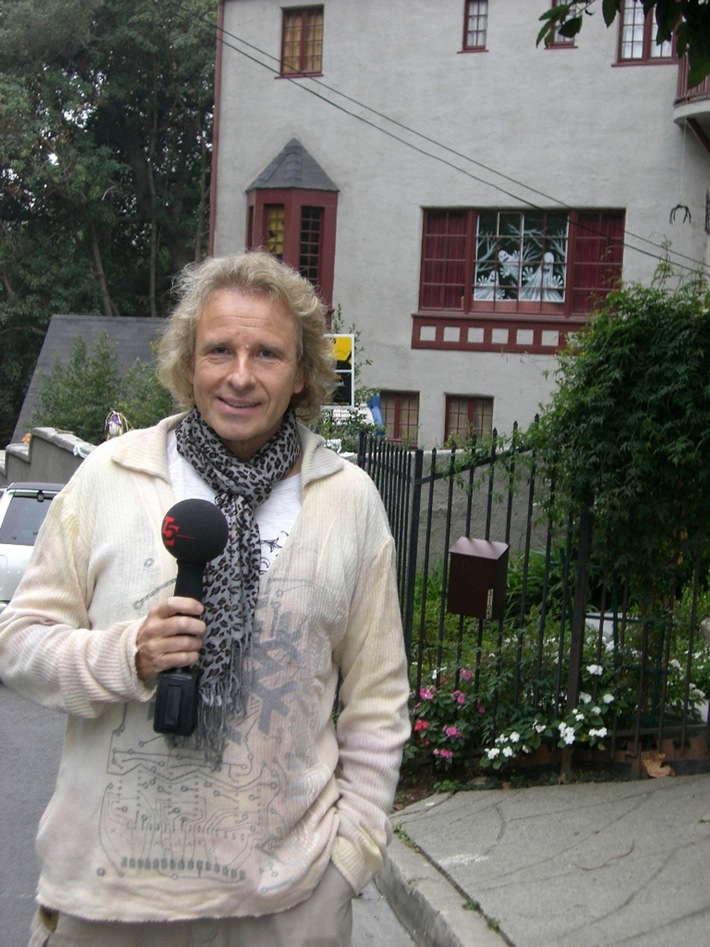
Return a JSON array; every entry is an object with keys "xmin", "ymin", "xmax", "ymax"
[{"xmin": 161, "ymin": 499, "xmax": 229, "ymax": 563}]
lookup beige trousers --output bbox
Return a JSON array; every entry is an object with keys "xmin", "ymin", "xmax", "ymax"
[{"xmin": 29, "ymin": 863, "xmax": 354, "ymax": 947}]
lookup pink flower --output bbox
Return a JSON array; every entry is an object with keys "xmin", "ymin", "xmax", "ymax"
[
  {"xmin": 419, "ymin": 686, "xmax": 436, "ymax": 701},
  {"xmin": 459, "ymin": 668, "xmax": 473, "ymax": 682},
  {"xmin": 452, "ymin": 690, "xmax": 466, "ymax": 705},
  {"xmin": 433, "ymin": 748, "xmax": 454, "ymax": 760},
  {"xmin": 443, "ymin": 726, "xmax": 463, "ymax": 739},
  {"xmin": 414, "ymin": 719, "xmax": 429, "ymax": 732}
]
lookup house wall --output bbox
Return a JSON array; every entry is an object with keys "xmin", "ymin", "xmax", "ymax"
[{"xmin": 213, "ymin": 0, "xmax": 710, "ymax": 445}]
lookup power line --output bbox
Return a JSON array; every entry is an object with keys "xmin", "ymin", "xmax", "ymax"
[{"xmin": 174, "ymin": 1, "xmax": 709, "ymax": 277}]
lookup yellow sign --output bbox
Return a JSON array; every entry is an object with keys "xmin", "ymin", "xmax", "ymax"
[{"xmin": 327, "ymin": 334, "xmax": 354, "ymax": 407}]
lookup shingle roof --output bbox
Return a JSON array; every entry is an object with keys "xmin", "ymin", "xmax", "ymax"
[
  {"xmin": 13, "ymin": 314, "xmax": 166, "ymax": 442},
  {"xmin": 247, "ymin": 138, "xmax": 338, "ymax": 192}
]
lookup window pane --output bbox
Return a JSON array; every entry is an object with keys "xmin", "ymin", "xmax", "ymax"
[
  {"xmin": 282, "ymin": 13, "xmax": 303, "ymax": 74},
  {"xmin": 304, "ymin": 10, "xmax": 324, "ymax": 72},
  {"xmin": 299, "ymin": 206, "xmax": 322, "ymax": 285},
  {"xmin": 474, "ymin": 211, "xmax": 567, "ymax": 305},
  {"xmin": 550, "ymin": 0, "xmax": 575, "ymax": 46},
  {"xmin": 266, "ymin": 205, "xmax": 285, "ymax": 258},
  {"xmin": 569, "ymin": 211, "xmax": 625, "ymax": 312},
  {"xmin": 421, "ymin": 210, "xmax": 467, "ymax": 309},
  {"xmin": 620, "ymin": 2, "xmax": 672, "ymax": 61},
  {"xmin": 650, "ymin": 35, "xmax": 673, "ymax": 58},
  {"xmin": 465, "ymin": 0, "xmax": 488, "ymax": 49},
  {"xmin": 445, "ymin": 396, "xmax": 493, "ymax": 445},
  {"xmin": 380, "ymin": 391, "xmax": 419, "ymax": 445},
  {"xmin": 282, "ymin": 8, "xmax": 323, "ymax": 75},
  {"xmin": 620, "ymin": 2, "xmax": 645, "ymax": 60}
]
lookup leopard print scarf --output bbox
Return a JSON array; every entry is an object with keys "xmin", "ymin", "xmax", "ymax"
[{"xmin": 175, "ymin": 406, "xmax": 301, "ymax": 764}]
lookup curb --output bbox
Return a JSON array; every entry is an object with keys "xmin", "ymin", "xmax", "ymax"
[{"xmin": 375, "ymin": 835, "xmax": 509, "ymax": 947}]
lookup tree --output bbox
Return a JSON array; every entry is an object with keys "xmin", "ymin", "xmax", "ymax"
[
  {"xmin": 529, "ymin": 264, "xmax": 710, "ymax": 608},
  {"xmin": 0, "ymin": 0, "xmax": 215, "ymax": 443},
  {"xmin": 32, "ymin": 334, "xmax": 175, "ymax": 444},
  {"xmin": 538, "ymin": 1, "xmax": 710, "ymax": 86}
]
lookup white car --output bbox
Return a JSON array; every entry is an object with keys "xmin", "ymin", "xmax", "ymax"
[{"xmin": 0, "ymin": 482, "xmax": 64, "ymax": 613}]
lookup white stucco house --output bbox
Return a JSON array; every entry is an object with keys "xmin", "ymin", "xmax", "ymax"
[{"xmin": 210, "ymin": 0, "xmax": 710, "ymax": 447}]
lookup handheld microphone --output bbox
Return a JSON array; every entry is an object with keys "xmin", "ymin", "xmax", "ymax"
[{"xmin": 153, "ymin": 499, "xmax": 229, "ymax": 736}]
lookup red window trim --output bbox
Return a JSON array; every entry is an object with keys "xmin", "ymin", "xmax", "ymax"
[
  {"xmin": 461, "ymin": 0, "xmax": 488, "ymax": 53},
  {"xmin": 280, "ymin": 6, "xmax": 324, "ymax": 78},
  {"xmin": 615, "ymin": 0, "xmax": 675, "ymax": 65},
  {"xmin": 417, "ymin": 207, "xmax": 625, "ymax": 321},
  {"xmin": 246, "ymin": 188, "xmax": 337, "ymax": 308}
]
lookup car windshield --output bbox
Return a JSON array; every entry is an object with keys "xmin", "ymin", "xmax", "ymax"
[{"xmin": 0, "ymin": 494, "xmax": 54, "ymax": 545}]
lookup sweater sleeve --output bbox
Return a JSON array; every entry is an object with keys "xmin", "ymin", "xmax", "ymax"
[
  {"xmin": 330, "ymin": 514, "xmax": 411, "ymax": 893},
  {"xmin": 0, "ymin": 480, "xmax": 156, "ymax": 717}
]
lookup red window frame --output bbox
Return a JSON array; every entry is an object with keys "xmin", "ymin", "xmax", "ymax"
[
  {"xmin": 418, "ymin": 208, "xmax": 624, "ymax": 319},
  {"xmin": 281, "ymin": 7, "xmax": 324, "ymax": 76},
  {"xmin": 380, "ymin": 391, "xmax": 420, "ymax": 446},
  {"xmin": 547, "ymin": 0, "xmax": 576, "ymax": 48},
  {"xmin": 247, "ymin": 189, "xmax": 337, "ymax": 307},
  {"xmin": 462, "ymin": 0, "xmax": 488, "ymax": 52},
  {"xmin": 445, "ymin": 395, "xmax": 493, "ymax": 445},
  {"xmin": 617, "ymin": 1, "xmax": 674, "ymax": 64}
]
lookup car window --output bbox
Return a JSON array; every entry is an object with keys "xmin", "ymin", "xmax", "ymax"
[{"xmin": 0, "ymin": 494, "xmax": 55, "ymax": 545}]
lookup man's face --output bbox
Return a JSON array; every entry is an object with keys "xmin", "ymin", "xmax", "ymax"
[{"xmin": 188, "ymin": 289, "xmax": 304, "ymax": 461}]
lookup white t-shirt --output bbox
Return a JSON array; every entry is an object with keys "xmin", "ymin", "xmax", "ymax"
[{"xmin": 167, "ymin": 431, "xmax": 302, "ymax": 573}]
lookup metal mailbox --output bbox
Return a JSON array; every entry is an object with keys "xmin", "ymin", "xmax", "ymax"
[{"xmin": 447, "ymin": 536, "xmax": 509, "ymax": 620}]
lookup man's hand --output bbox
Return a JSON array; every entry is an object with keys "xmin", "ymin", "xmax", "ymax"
[{"xmin": 135, "ymin": 597, "xmax": 206, "ymax": 682}]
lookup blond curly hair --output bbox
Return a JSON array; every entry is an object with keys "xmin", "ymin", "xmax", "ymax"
[{"xmin": 157, "ymin": 250, "xmax": 337, "ymax": 422}]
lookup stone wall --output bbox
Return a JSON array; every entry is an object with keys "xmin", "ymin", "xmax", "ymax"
[{"xmin": 0, "ymin": 428, "xmax": 94, "ymax": 488}]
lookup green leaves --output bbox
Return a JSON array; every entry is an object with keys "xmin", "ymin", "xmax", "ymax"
[
  {"xmin": 537, "ymin": 1, "xmax": 710, "ymax": 83},
  {"xmin": 0, "ymin": 0, "xmax": 215, "ymax": 439},
  {"xmin": 31, "ymin": 333, "xmax": 174, "ymax": 444},
  {"xmin": 530, "ymin": 269, "xmax": 710, "ymax": 594}
]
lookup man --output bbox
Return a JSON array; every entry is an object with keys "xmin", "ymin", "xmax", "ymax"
[{"xmin": 0, "ymin": 251, "xmax": 410, "ymax": 946}]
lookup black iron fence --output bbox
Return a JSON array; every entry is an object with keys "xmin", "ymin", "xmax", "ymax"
[{"xmin": 358, "ymin": 431, "xmax": 710, "ymax": 771}]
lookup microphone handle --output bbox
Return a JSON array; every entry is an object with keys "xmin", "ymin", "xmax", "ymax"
[
  {"xmin": 173, "ymin": 561, "xmax": 205, "ymax": 602},
  {"xmin": 153, "ymin": 560, "xmax": 206, "ymax": 737}
]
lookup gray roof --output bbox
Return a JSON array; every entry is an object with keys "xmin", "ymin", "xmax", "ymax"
[
  {"xmin": 247, "ymin": 139, "xmax": 338, "ymax": 192},
  {"xmin": 13, "ymin": 314, "xmax": 166, "ymax": 442}
]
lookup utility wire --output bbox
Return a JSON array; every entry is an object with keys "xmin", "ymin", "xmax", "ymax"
[{"xmin": 172, "ymin": 1, "xmax": 709, "ymax": 277}]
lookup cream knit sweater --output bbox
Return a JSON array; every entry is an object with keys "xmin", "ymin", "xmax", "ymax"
[{"xmin": 0, "ymin": 416, "xmax": 410, "ymax": 922}]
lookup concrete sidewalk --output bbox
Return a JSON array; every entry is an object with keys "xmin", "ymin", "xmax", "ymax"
[{"xmin": 377, "ymin": 774, "xmax": 710, "ymax": 946}]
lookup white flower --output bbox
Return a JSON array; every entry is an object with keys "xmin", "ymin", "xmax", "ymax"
[
  {"xmin": 579, "ymin": 691, "xmax": 592, "ymax": 704},
  {"xmin": 589, "ymin": 727, "xmax": 608, "ymax": 738},
  {"xmin": 486, "ymin": 747, "xmax": 500, "ymax": 760},
  {"xmin": 591, "ymin": 706, "xmax": 601, "ymax": 715},
  {"xmin": 534, "ymin": 723, "xmax": 547, "ymax": 734},
  {"xmin": 586, "ymin": 664, "xmax": 604, "ymax": 677},
  {"xmin": 670, "ymin": 659, "xmax": 681, "ymax": 670},
  {"xmin": 575, "ymin": 712, "xmax": 585, "ymax": 722},
  {"xmin": 602, "ymin": 693, "xmax": 615, "ymax": 704},
  {"xmin": 509, "ymin": 731, "xmax": 521, "ymax": 744},
  {"xmin": 502, "ymin": 746, "xmax": 514, "ymax": 758},
  {"xmin": 560, "ymin": 723, "xmax": 575, "ymax": 746}
]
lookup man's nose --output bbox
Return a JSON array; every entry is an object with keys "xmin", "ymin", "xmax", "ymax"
[{"xmin": 226, "ymin": 354, "xmax": 254, "ymax": 387}]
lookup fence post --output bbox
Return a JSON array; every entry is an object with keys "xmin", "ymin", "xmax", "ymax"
[
  {"xmin": 562, "ymin": 507, "xmax": 593, "ymax": 775},
  {"xmin": 402, "ymin": 448, "xmax": 423, "ymax": 663}
]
